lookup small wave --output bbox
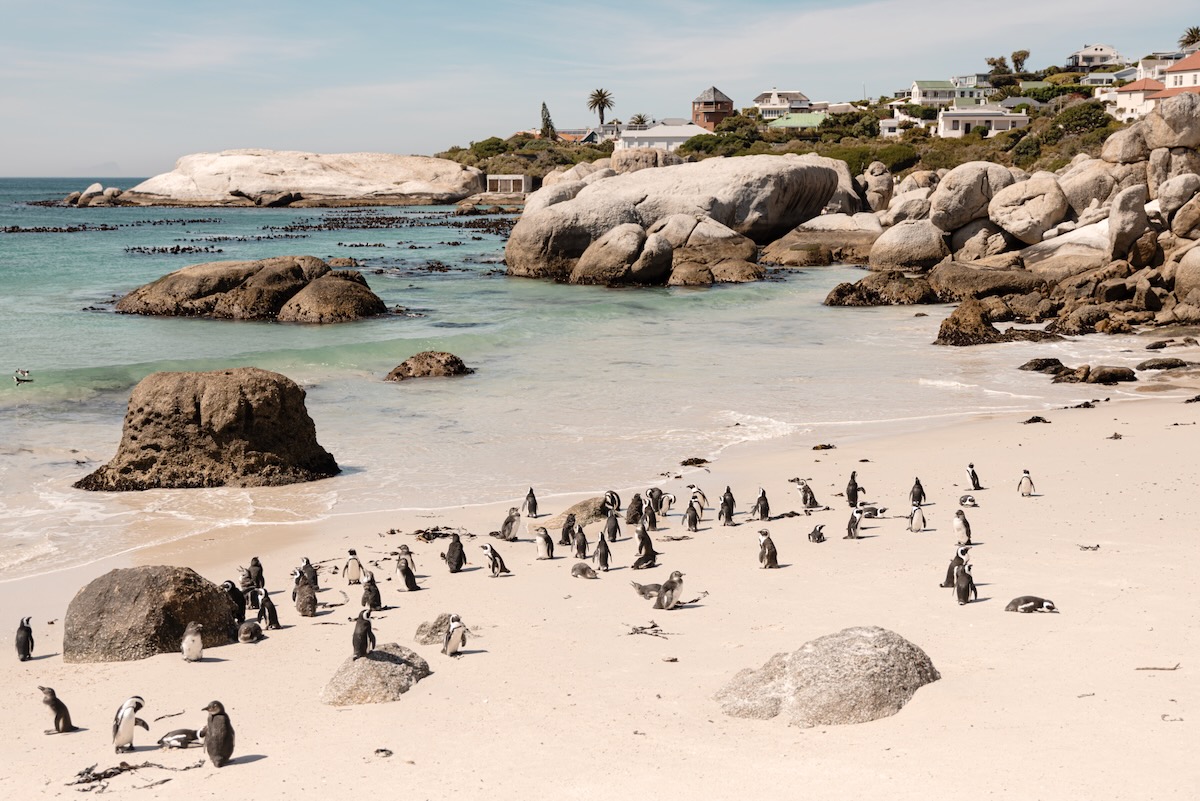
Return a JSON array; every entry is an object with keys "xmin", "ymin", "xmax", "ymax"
[{"xmin": 918, "ymin": 378, "xmax": 977, "ymax": 390}]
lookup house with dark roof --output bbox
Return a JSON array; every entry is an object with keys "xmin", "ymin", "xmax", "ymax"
[{"xmin": 691, "ymin": 86, "xmax": 734, "ymax": 131}]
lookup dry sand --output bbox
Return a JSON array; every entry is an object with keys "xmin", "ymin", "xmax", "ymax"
[{"xmin": 2, "ymin": 390, "xmax": 1198, "ymax": 799}]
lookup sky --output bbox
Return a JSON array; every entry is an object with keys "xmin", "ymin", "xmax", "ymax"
[{"xmin": 0, "ymin": 0, "xmax": 1190, "ymax": 176}]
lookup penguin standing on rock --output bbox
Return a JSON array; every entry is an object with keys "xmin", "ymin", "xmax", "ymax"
[
  {"xmin": 39, "ymin": 686, "xmax": 77, "ymax": 734},
  {"xmin": 750, "ymin": 488, "xmax": 770, "ymax": 521},
  {"xmin": 352, "ymin": 609, "xmax": 376, "ymax": 659},
  {"xmin": 955, "ymin": 562, "xmax": 978, "ymax": 605},
  {"xmin": 907, "ymin": 504, "xmax": 926, "ymax": 532},
  {"xmin": 200, "ymin": 701, "xmax": 234, "ymax": 768},
  {"xmin": 953, "ymin": 509, "xmax": 973, "ymax": 545},
  {"xmin": 16, "ymin": 616, "xmax": 33, "ymax": 661},
  {"xmin": 481, "ymin": 543, "xmax": 510, "ymax": 577},
  {"xmin": 603, "ymin": 510, "xmax": 621, "ymax": 542},
  {"xmin": 521, "ymin": 488, "xmax": 538, "ymax": 518},
  {"xmin": 758, "ymin": 529, "xmax": 779, "ymax": 568},
  {"xmin": 1018, "ymin": 469, "xmax": 1036, "ymax": 497},
  {"xmin": 181, "ymin": 622, "xmax": 204, "ymax": 662},
  {"xmin": 910, "ymin": 477, "xmax": 926, "ymax": 506},
  {"xmin": 534, "ymin": 527, "xmax": 555, "ymax": 560},
  {"xmin": 941, "ymin": 546, "xmax": 971, "ymax": 588},
  {"xmin": 112, "ymin": 696, "xmax": 149, "ymax": 753},
  {"xmin": 343, "ymin": 550, "xmax": 364, "ymax": 585},
  {"xmin": 442, "ymin": 533, "xmax": 467, "ymax": 573},
  {"xmin": 967, "ymin": 463, "xmax": 983, "ymax": 491},
  {"xmin": 257, "ymin": 589, "xmax": 281, "ymax": 629}
]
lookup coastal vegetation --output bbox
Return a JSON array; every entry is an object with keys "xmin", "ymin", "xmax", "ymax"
[
  {"xmin": 587, "ymin": 88, "xmax": 615, "ymax": 126},
  {"xmin": 437, "ymin": 135, "xmax": 613, "ymax": 179}
]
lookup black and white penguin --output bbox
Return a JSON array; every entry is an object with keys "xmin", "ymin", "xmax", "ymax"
[
  {"xmin": 684, "ymin": 500, "xmax": 700, "ymax": 532},
  {"xmin": 959, "ymin": 494, "xmax": 978, "ymax": 507},
  {"xmin": 653, "ymin": 571, "xmax": 685, "ymax": 610},
  {"xmin": 750, "ymin": 488, "xmax": 770, "ymax": 521},
  {"xmin": 300, "ymin": 557, "xmax": 319, "ymax": 590},
  {"xmin": 631, "ymin": 532, "xmax": 659, "ymax": 570},
  {"xmin": 521, "ymin": 487, "xmax": 538, "ymax": 519},
  {"xmin": 442, "ymin": 614, "xmax": 468, "ymax": 656},
  {"xmin": 481, "ymin": 543, "xmax": 511, "ymax": 577},
  {"xmin": 112, "ymin": 696, "xmax": 149, "ymax": 753},
  {"xmin": 494, "ymin": 507, "xmax": 521, "ymax": 542},
  {"xmin": 572, "ymin": 525, "xmax": 589, "ymax": 559},
  {"xmin": 846, "ymin": 471, "xmax": 860, "ymax": 507},
  {"xmin": 910, "ymin": 477, "xmax": 926, "ymax": 506},
  {"xmin": 442, "ymin": 533, "xmax": 467, "ymax": 573},
  {"xmin": 603, "ymin": 510, "xmax": 621, "ymax": 542},
  {"xmin": 644, "ymin": 504, "xmax": 658, "ymax": 532},
  {"xmin": 625, "ymin": 494, "xmax": 644, "ymax": 525},
  {"xmin": 38, "ymin": 686, "xmax": 77, "ymax": 734},
  {"xmin": 953, "ymin": 509, "xmax": 973, "ymax": 545},
  {"xmin": 238, "ymin": 621, "xmax": 264, "ymax": 643},
  {"xmin": 1018, "ymin": 469, "xmax": 1036, "ymax": 497},
  {"xmin": 593, "ymin": 536, "xmax": 611, "ymax": 572},
  {"xmin": 361, "ymin": 572, "xmax": 382, "ymax": 611},
  {"xmin": 941, "ymin": 546, "xmax": 971, "ymax": 588},
  {"xmin": 907, "ymin": 504, "xmax": 926, "ymax": 532},
  {"xmin": 16, "ymin": 616, "xmax": 33, "ymax": 661},
  {"xmin": 237, "ymin": 566, "xmax": 257, "ymax": 607},
  {"xmin": 397, "ymin": 556, "xmax": 421, "ymax": 591},
  {"xmin": 257, "ymin": 589, "xmax": 281, "ymax": 629},
  {"xmin": 718, "ymin": 495, "xmax": 735, "ymax": 526},
  {"xmin": 1005, "ymin": 596, "xmax": 1057, "ymax": 613},
  {"xmin": 758, "ymin": 529, "xmax": 779, "ymax": 568},
  {"xmin": 646, "ymin": 487, "xmax": 664, "ymax": 513},
  {"xmin": 792, "ymin": 478, "xmax": 820, "ymax": 509},
  {"xmin": 808, "ymin": 524, "xmax": 826, "ymax": 543},
  {"xmin": 629, "ymin": 581, "xmax": 661, "ymax": 599},
  {"xmin": 603, "ymin": 489, "xmax": 621, "ymax": 514},
  {"xmin": 397, "ymin": 544, "xmax": 417, "ymax": 574},
  {"xmin": 559, "ymin": 514, "xmax": 577, "ymax": 546},
  {"xmin": 660, "ymin": 493, "xmax": 676, "ymax": 515},
  {"xmin": 248, "ymin": 556, "xmax": 265, "ymax": 589},
  {"xmin": 343, "ymin": 550, "xmax": 364, "ymax": 585},
  {"xmin": 571, "ymin": 562, "xmax": 599, "ymax": 579},
  {"xmin": 157, "ymin": 729, "xmax": 199, "ymax": 749},
  {"xmin": 954, "ymin": 562, "xmax": 978, "ymax": 605},
  {"xmin": 844, "ymin": 507, "xmax": 863, "ymax": 539},
  {"xmin": 858, "ymin": 501, "xmax": 887, "ymax": 518},
  {"xmin": 352, "ymin": 609, "xmax": 376, "ymax": 659},
  {"xmin": 686, "ymin": 484, "xmax": 709, "ymax": 511},
  {"xmin": 181, "ymin": 621, "xmax": 204, "ymax": 662},
  {"xmin": 221, "ymin": 581, "xmax": 246, "ymax": 625},
  {"xmin": 721, "ymin": 485, "xmax": 736, "ymax": 512},
  {"xmin": 292, "ymin": 570, "xmax": 317, "ymax": 617},
  {"xmin": 200, "ymin": 701, "xmax": 235, "ymax": 767},
  {"xmin": 534, "ymin": 526, "xmax": 555, "ymax": 560},
  {"xmin": 967, "ymin": 463, "xmax": 982, "ymax": 491}
]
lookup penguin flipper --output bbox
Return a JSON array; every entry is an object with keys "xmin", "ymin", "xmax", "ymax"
[
  {"xmin": 368, "ymin": 630, "xmax": 376, "ymax": 651},
  {"xmin": 136, "ymin": 718, "xmax": 149, "ymax": 731}
]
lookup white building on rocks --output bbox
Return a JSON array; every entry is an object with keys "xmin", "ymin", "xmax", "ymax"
[
  {"xmin": 614, "ymin": 121, "xmax": 710, "ymax": 152},
  {"xmin": 752, "ymin": 89, "xmax": 811, "ymax": 120},
  {"xmin": 936, "ymin": 105, "xmax": 1030, "ymax": 138}
]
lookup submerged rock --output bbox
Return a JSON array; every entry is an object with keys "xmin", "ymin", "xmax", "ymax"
[{"xmin": 385, "ymin": 351, "xmax": 475, "ymax": 381}]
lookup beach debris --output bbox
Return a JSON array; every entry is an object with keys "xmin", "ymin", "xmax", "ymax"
[
  {"xmin": 1135, "ymin": 664, "xmax": 1181, "ymax": 671},
  {"xmin": 812, "ymin": 443, "xmax": 836, "ymax": 450},
  {"xmin": 1077, "ymin": 544, "xmax": 1101, "ymax": 551},
  {"xmin": 1185, "ymin": 395, "xmax": 1200, "ymax": 404},
  {"xmin": 625, "ymin": 621, "xmax": 674, "ymax": 639},
  {"xmin": 661, "ymin": 535, "xmax": 693, "ymax": 542},
  {"xmin": 1161, "ymin": 714, "xmax": 1184, "ymax": 722},
  {"xmin": 682, "ymin": 591, "xmax": 709, "ymax": 605},
  {"xmin": 1066, "ymin": 401, "xmax": 1096, "ymax": 409},
  {"xmin": 374, "ymin": 748, "xmax": 393, "ymax": 758},
  {"xmin": 67, "ymin": 760, "xmax": 205, "ymax": 790},
  {"xmin": 1022, "ymin": 415, "xmax": 1051, "ymax": 424},
  {"xmin": 1077, "ymin": 693, "xmax": 1095, "ymax": 698},
  {"xmin": 680, "ymin": 457, "xmax": 708, "ymax": 466},
  {"xmin": 662, "ymin": 657, "xmax": 679, "ymax": 663},
  {"xmin": 152, "ymin": 711, "xmax": 185, "ymax": 723},
  {"xmin": 1107, "ymin": 432, "xmax": 1123, "ymax": 440},
  {"xmin": 411, "ymin": 526, "xmax": 471, "ymax": 543}
]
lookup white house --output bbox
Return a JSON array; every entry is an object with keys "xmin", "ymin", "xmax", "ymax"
[
  {"xmin": 936, "ymin": 105, "xmax": 1030, "ymax": 138},
  {"xmin": 1113, "ymin": 78, "xmax": 1165, "ymax": 121},
  {"xmin": 879, "ymin": 118, "xmax": 900, "ymax": 138},
  {"xmin": 614, "ymin": 122, "xmax": 710, "ymax": 152},
  {"xmin": 752, "ymin": 88, "xmax": 811, "ymax": 120},
  {"xmin": 1154, "ymin": 50, "xmax": 1200, "ymax": 99},
  {"xmin": 909, "ymin": 80, "xmax": 988, "ymax": 108},
  {"xmin": 1066, "ymin": 43, "xmax": 1125, "ymax": 71}
]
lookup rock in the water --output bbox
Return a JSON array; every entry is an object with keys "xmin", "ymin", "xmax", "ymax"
[
  {"xmin": 120, "ymin": 149, "xmax": 484, "ymax": 206},
  {"xmin": 935, "ymin": 297, "xmax": 1004, "ymax": 346},
  {"xmin": 824, "ymin": 271, "xmax": 937, "ymax": 306},
  {"xmin": 320, "ymin": 643, "xmax": 432, "ymax": 705},
  {"xmin": 929, "ymin": 161, "xmax": 1016, "ymax": 233},
  {"xmin": 74, "ymin": 367, "xmax": 339, "ymax": 491},
  {"xmin": 987, "ymin": 175, "xmax": 1069, "ymax": 245},
  {"xmin": 927, "ymin": 259, "xmax": 1046, "ymax": 301},
  {"xmin": 714, "ymin": 626, "xmax": 939, "ymax": 728},
  {"xmin": 386, "ymin": 351, "xmax": 475, "ymax": 381},
  {"xmin": 1018, "ymin": 358, "xmax": 1066, "ymax": 374},
  {"xmin": 569, "ymin": 223, "xmax": 647, "ymax": 285},
  {"xmin": 867, "ymin": 220, "xmax": 949, "ymax": 271},
  {"xmin": 1137, "ymin": 357, "xmax": 1188, "ymax": 370},
  {"xmin": 1086, "ymin": 366, "xmax": 1137, "ymax": 384},
  {"xmin": 115, "ymin": 256, "xmax": 386, "ymax": 323},
  {"xmin": 64, "ymin": 566, "xmax": 237, "ymax": 663},
  {"xmin": 414, "ymin": 614, "xmax": 453, "ymax": 646}
]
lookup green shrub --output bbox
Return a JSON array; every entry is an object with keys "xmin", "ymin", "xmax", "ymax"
[
  {"xmin": 1052, "ymin": 101, "xmax": 1110, "ymax": 136},
  {"xmin": 875, "ymin": 143, "xmax": 920, "ymax": 172},
  {"xmin": 470, "ymin": 137, "xmax": 510, "ymax": 160}
]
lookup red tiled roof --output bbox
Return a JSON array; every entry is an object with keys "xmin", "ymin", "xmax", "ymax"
[
  {"xmin": 1148, "ymin": 86, "xmax": 1200, "ymax": 99},
  {"xmin": 1165, "ymin": 50, "xmax": 1200, "ymax": 72},
  {"xmin": 1116, "ymin": 78, "xmax": 1164, "ymax": 93}
]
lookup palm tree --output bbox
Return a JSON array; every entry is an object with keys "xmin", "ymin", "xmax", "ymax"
[
  {"xmin": 587, "ymin": 89, "xmax": 614, "ymax": 126},
  {"xmin": 1181, "ymin": 26, "xmax": 1200, "ymax": 49},
  {"xmin": 629, "ymin": 113, "xmax": 649, "ymax": 126}
]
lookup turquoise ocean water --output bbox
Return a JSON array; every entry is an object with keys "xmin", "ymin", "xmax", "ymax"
[{"xmin": 0, "ymin": 177, "xmax": 1155, "ymax": 578}]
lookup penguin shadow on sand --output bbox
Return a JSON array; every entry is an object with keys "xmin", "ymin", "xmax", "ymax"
[
  {"xmin": 226, "ymin": 754, "xmax": 268, "ymax": 766},
  {"xmin": 25, "ymin": 652, "xmax": 60, "ymax": 661}
]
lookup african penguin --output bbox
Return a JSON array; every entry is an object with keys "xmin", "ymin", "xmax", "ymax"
[
  {"xmin": 397, "ymin": 556, "xmax": 421, "ymax": 590},
  {"xmin": 158, "ymin": 728, "xmax": 200, "ymax": 749},
  {"xmin": 112, "ymin": 696, "xmax": 149, "ymax": 753},
  {"xmin": 534, "ymin": 527, "xmax": 555, "ymax": 560},
  {"xmin": 559, "ymin": 514, "xmax": 578, "ymax": 547},
  {"xmin": 39, "ymin": 686, "xmax": 78, "ymax": 734},
  {"xmin": 200, "ymin": 701, "xmax": 235, "ymax": 767},
  {"xmin": 750, "ymin": 488, "xmax": 770, "ymax": 521},
  {"xmin": 941, "ymin": 546, "xmax": 971, "ymax": 588},
  {"xmin": 953, "ymin": 509, "xmax": 973, "ymax": 545},
  {"xmin": 603, "ymin": 510, "xmax": 621, "ymax": 542},
  {"xmin": 257, "ymin": 589, "xmax": 281, "ymax": 629},
  {"xmin": 593, "ymin": 536, "xmax": 611, "ymax": 571},
  {"xmin": 221, "ymin": 581, "xmax": 246, "ymax": 625},
  {"xmin": 571, "ymin": 562, "xmax": 598, "ymax": 579},
  {"xmin": 653, "ymin": 572, "xmax": 685, "ymax": 610},
  {"xmin": 521, "ymin": 487, "xmax": 538, "ymax": 518},
  {"xmin": 846, "ymin": 471, "xmax": 860, "ymax": 507},
  {"xmin": 1005, "ymin": 596, "xmax": 1057, "ymax": 613},
  {"xmin": 625, "ymin": 494, "xmax": 644, "ymax": 525},
  {"xmin": 1018, "ymin": 469, "xmax": 1036, "ymax": 497},
  {"xmin": 16, "ymin": 616, "xmax": 33, "ymax": 661},
  {"xmin": 442, "ymin": 533, "xmax": 467, "ymax": 573},
  {"xmin": 481, "ymin": 543, "xmax": 511, "ymax": 577},
  {"xmin": 758, "ymin": 529, "xmax": 779, "ymax": 568},
  {"xmin": 844, "ymin": 507, "xmax": 863, "ymax": 539},
  {"xmin": 238, "ymin": 621, "xmax": 263, "ymax": 643},
  {"xmin": 442, "ymin": 614, "xmax": 468, "ymax": 656},
  {"xmin": 352, "ymin": 609, "xmax": 376, "ymax": 659},
  {"xmin": 343, "ymin": 550, "xmax": 364, "ymax": 585},
  {"xmin": 907, "ymin": 504, "xmax": 926, "ymax": 532},
  {"xmin": 181, "ymin": 621, "xmax": 204, "ymax": 662},
  {"xmin": 684, "ymin": 500, "xmax": 700, "ymax": 532},
  {"xmin": 910, "ymin": 477, "xmax": 926, "ymax": 506},
  {"xmin": 630, "ymin": 581, "xmax": 661, "ymax": 599},
  {"xmin": 967, "ymin": 463, "xmax": 982, "ymax": 491},
  {"xmin": 808, "ymin": 524, "xmax": 826, "ymax": 543},
  {"xmin": 954, "ymin": 562, "xmax": 978, "ymax": 605}
]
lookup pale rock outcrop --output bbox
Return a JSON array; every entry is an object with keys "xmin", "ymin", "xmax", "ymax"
[
  {"xmin": 609, "ymin": 148, "xmax": 684, "ymax": 173},
  {"xmin": 524, "ymin": 181, "xmax": 586, "ymax": 214},
  {"xmin": 929, "ymin": 161, "xmax": 1015, "ymax": 232},
  {"xmin": 951, "ymin": 219, "xmax": 1015, "ymax": 262},
  {"xmin": 1143, "ymin": 93, "xmax": 1200, "ymax": 150},
  {"xmin": 1172, "ymin": 247, "xmax": 1200, "ymax": 300},
  {"xmin": 868, "ymin": 220, "xmax": 949, "ymax": 271},
  {"xmin": 1148, "ymin": 148, "xmax": 1200, "ymax": 199},
  {"xmin": 582, "ymin": 168, "xmax": 616, "ymax": 185},
  {"xmin": 860, "ymin": 161, "xmax": 894, "ymax": 212},
  {"xmin": 880, "ymin": 188, "xmax": 932, "ymax": 227},
  {"xmin": 794, "ymin": 153, "xmax": 861, "ymax": 214},
  {"xmin": 928, "ymin": 259, "xmax": 1047, "ymax": 300},
  {"xmin": 987, "ymin": 174, "xmax": 1070, "ymax": 245},
  {"xmin": 1021, "ymin": 221, "xmax": 1112, "ymax": 282},
  {"xmin": 1058, "ymin": 159, "xmax": 1145, "ymax": 216},
  {"xmin": 630, "ymin": 233, "xmax": 675, "ymax": 283},
  {"xmin": 1101, "ymin": 125, "xmax": 1150, "ymax": 165},
  {"xmin": 570, "ymin": 223, "xmax": 647, "ymax": 285},
  {"xmin": 121, "ymin": 149, "xmax": 484, "ymax": 206},
  {"xmin": 895, "ymin": 170, "xmax": 939, "ymax": 194},
  {"xmin": 74, "ymin": 367, "xmax": 339, "ymax": 491},
  {"xmin": 321, "ymin": 644, "xmax": 432, "ymax": 705},
  {"xmin": 1108, "ymin": 185, "xmax": 1149, "ymax": 259},
  {"xmin": 761, "ymin": 213, "xmax": 880, "ymax": 266},
  {"xmin": 714, "ymin": 626, "xmax": 939, "ymax": 728},
  {"xmin": 1158, "ymin": 174, "xmax": 1200, "ymax": 219},
  {"xmin": 1173, "ymin": 195, "xmax": 1200, "ymax": 239}
]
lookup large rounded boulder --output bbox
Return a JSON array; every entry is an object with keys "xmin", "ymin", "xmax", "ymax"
[
  {"xmin": 987, "ymin": 174, "xmax": 1069, "ymax": 245},
  {"xmin": 74, "ymin": 367, "xmax": 339, "ymax": 491},
  {"xmin": 276, "ymin": 272, "xmax": 388, "ymax": 323},
  {"xmin": 385, "ymin": 351, "xmax": 474, "ymax": 381},
  {"xmin": 868, "ymin": 220, "xmax": 949, "ymax": 271},
  {"xmin": 929, "ymin": 161, "xmax": 1016, "ymax": 232},
  {"xmin": 64, "ymin": 566, "xmax": 238, "ymax": 662},
  {"xmin": 714, "ymin": 626, "xmax": 940, "ymax": 728},
  {"xmin": 321, "ymin": 643, "xmax": 433, "ymax": 705}
]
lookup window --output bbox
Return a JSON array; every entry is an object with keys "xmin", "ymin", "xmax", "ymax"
[{"xmin": 952, "ymin": 120, "xmax": 960, "ymax": 130}]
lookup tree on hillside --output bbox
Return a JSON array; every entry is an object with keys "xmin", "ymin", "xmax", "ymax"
[
  {"xmin": 587, "ymin": 89, "xmax": 614, "ymax": 126},
  {"xmin": 985, "ymin": 56, "xmax": 1011, "ymax": 75},
  {"xmin": 540, "ymin": 102, "xmax": 556, "ymax": 140},
  {"xmin": 1181, "ymin": 26, "xmax": 1200, "ymax": 48},
  {"xmin": 629, "ymin": 113, "xmax": 649, "ymax": 126},
  {"xmin": 1011, "ymin": 49, "xmax": 1030, "ymax": 73}
]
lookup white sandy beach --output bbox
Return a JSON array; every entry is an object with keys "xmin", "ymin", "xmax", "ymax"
[{"xmin": 2, "ymin": 380, "xmax": 1198, "ymax": 799}]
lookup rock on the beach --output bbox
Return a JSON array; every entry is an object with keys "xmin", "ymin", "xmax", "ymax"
[
  {"xmin": 761, "ymin": 213, "xmax": 880, "ymax": 266},
  {"xmin": 927, "ymin": 259, "xmax": 1046, "ymax": 301},
  {"xmin": 987, "ymin": 175, "xmax": 1069, "ymax": 245},
  {"xmin": 120, "ymin": 149, "xmax": 484, "ymax": 206},
  {"xmin": 1108, "ymin": 185, "xmax": 1149, "ymax": 260},
  {"xmin": 824, "ymin": 271, "xmax": 937, "ymax": 306},
  {"xmin": 950, "ymin": 219, "xmax": 1015, "ymax": 261},
  {"xmin": 321, "ymin": 643, "xmax": 433, "ymax": 705},
  {"xmin": 74, "ymin": 367, "xmax": 339, "ymax": 491},
  {"xmin": 929, "ymin": 161, "xmax": 1015, "ymax": 232},
  {"xmin": 115, "ymin": 256, "xmax": 386, "ymax": 323},
  {"xmin": 385, "ymin": 351, "xmax": 475, "ymax": 381},
  {"xmin": 414, "ymin": 613, "xmax": 453, "ymax": 646},
  {"xmin": 1086, "ymin": 366, "xmax": 1137, "ymax": 384},
  {"xmin": 867, "ymin": 220, "xmax": 949, "ymax": 271},
  {"xmin": 546, "ymin": 496, "xmax": 608, "ymax": 530},
  {"xmin": 714, "ymin": 626, "xmax": 940, "ymax": 728},
  {"xmin": 1137, "ymin": 357, "xmax": 1188, "ymax": 370},
  {"xmin": 63, "ymin": 566, "xmax": 237, "ymax": 663}
]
